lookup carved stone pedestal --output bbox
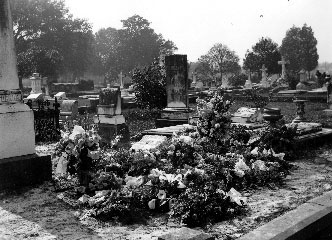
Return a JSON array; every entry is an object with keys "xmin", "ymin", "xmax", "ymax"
[
  {"xmin": 156, "ymin": 107, "xmax": 193, "ymax": 128},
  {"xmin": 94, "ymin": 85, "xmax": 128, "ymax": 142}
]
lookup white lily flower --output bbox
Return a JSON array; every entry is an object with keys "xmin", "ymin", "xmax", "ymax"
[
  {"xmin": 125, "ymin": 176, "xmax": 144, "ymax": 187},
  {"xmin": 252, "ymin": 160, "xmax": 268, "ymax": 171},
  {"xmin": 157, "ymin": 190, "xmax": 167, "ymax": 200},
  {"xmin": 177, "ymin": 181, "xmax": 186, "ymax": 189},
  {"xmin": 250, "ymin": 147, "xmax": 259, "ymax": 156},
  {"xmin": 148, "ymin": 199, "xmax": 156, "ymax": 209},
  {"xmin": 227, "ymin": 188, "xmax": 247, "ymax": 206}
]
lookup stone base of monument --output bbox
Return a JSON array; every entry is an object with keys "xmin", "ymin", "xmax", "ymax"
[
  {"xmin": 143, "ymin": 124, "xmax": 194, "ymax": 136},
  {"xmin": 0, "ymin": 154, "xmax": 52, "ymax": 190},
  {"xmin": 97, "ymin": 123, "xmax": 130, "ymax": 144},
  {"xmin": 0, "ymin": 103, "xmax": 35, "ymax": 159},
  {"xmin": 155, "ymin": 107, "xmax": 193, "ymax": 128},
  {"xmin": 323, "ymin": 109, "xmax": 332, "ymax": 116},
  {"xmin": 94, "ymin": 114, "xmax": 129, "ymax": 143}
]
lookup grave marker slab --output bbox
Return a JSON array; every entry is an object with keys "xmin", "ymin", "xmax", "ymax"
[{"xmin": 130, "ymin": 135, "xmax": 167, "ymax": 151}]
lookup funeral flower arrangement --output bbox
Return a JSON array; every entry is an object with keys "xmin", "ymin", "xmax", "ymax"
[{"xmin": 53, "ymin": 90, "xmax": 295, "ymax": 227}]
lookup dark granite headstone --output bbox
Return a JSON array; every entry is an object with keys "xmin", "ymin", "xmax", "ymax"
[
  {"xmin": 156, "ymin": 55, "xmax": 193, "ymax": 127},
  {"xmin": 165, "ymin": 55, "xmax": 188, "ymax": 108}
]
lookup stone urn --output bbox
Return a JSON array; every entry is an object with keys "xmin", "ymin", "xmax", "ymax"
[
  {"xmin": 292, "ymin": 99, "xmax": 308, "ymax": 123},
  {"xmin": 99, "ymin": 84, "xmax": 119, "ymax": 107},
  {"xmin": 263, "ymin": 108, "xmax": 283, "ymax": 127}
]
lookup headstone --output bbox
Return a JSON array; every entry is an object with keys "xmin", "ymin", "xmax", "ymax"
[
  {"xmin": 260, "ymin": 64, "xmax": 269, "ymax": 88},
  {"xmin": 59, "ymin": 99, "xmax": 78, "ymax": 120},
  {"xmin": 94, "ymin": 84, "xmax": 129, "ymax": 142},
  {"xmin": 166, "ymin": 55, "xmax": 188, "ymax": 108},
  {"xmin": 54, "ymin": 92, "xmax": 67, "ymax": 100},
  {"xmin": 130, "ymin": 135, "xmax": 167, "ymax": 151},
  {"xmin": 195, "ymin": 80, "xmax": 204, "ymax": 90},
  {"xmin": 278, "ymin": 56, "xmax": 289, "ymax": 80},
  {"xmin": 231, "ymin": 107, "xmax": 264, "ymax": 124},
  {"xmin": 0, "ymin": 0, "xmax": 51, "ymax": 189},
  {"xmin": 30, "ymin": 73, "xmax": 42, "ymax": 94},
  {"xmin": 296, "ymin": 69, "xmax": 317, "ymax": 91},
  {"xmin": 156, "ymin": 55, "xmax": 193, "ymax": 128}
]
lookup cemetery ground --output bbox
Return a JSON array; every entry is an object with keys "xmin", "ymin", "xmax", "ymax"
[{"xmin": 1, "ymin": 101, "xmax": 332, "ymax": 239}]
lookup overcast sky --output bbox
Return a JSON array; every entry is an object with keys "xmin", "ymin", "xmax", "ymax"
[{"xmin": 65, "ymin": 0, "xmax": 332, "ymax": 64}]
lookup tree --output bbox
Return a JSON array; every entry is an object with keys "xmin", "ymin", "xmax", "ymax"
[
  {"xmin": 94, "ymin": 15, "xmax": 177, "ymax": 82},
  {"xmin": 280, "ymin": 24, "xmax": 319, "ymax": 74},
  {"xmin": 198, "ymin": 43, "xmax": 240, "ymax": 85},
  {"xmin": 132, "ymin": 59, "xmax": 167, "ymax": 110},
  {"xmin": 12, "ymin": 0, "xmax": 94, "ymax": 81},
  {"xmin": 243, "ymin": 37, "xmax": 281, "ymax": 74}
]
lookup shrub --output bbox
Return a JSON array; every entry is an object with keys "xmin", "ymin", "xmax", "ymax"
[
  {"xmin": 228, "ymin": 73, "xmax": 248, "ymax": 87},
  {"xmin": 132, "ymin": 59, "xmax": 167, "ymax": 110}
]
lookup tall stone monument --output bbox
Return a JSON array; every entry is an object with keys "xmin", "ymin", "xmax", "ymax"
[
  {"xmin": 0, "ymin": 0, "xmax": 51, "ymax": 190},
  {"xmin": 156, "ymin": 55, "xmax": 192, "ymax": 127}
]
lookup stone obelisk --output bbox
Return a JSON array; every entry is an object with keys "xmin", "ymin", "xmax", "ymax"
[
  {"xmin": 0, "ymin": 0, "xmax": 19, "ymax": 90},
  {"xmin": 0, "ymin": 0, "xmax": 51, "ymax": 190}
]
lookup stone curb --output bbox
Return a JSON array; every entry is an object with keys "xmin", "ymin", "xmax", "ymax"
[{"xmin": 238, "ymin": 191, "xmax": 332, "ymax": 240}]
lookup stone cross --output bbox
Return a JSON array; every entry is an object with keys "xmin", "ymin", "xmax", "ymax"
[{"xmin": 278, "ymin": 56, "xmax": 289, "ymax": 79}]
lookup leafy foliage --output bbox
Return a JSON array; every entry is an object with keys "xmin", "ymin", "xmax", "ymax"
[
  {"xmin": 280, "ymin": 24, "xmax": 319, "ymax": 73},
  {"xmin": 12, "ymin": 0, "xmax": 94, "ymax": 80},
  {"xmin": 198, "ymin": 43, "xmax": 241, "ymax": 85},
  {"xmin": 94, "ymin": 15, "xmax": 177, "ymax": 82},
  {"xmin": 243, "ymin": 37, "xmax": 281, "ymax": 75},
  {"xmin": 132, "ymin": 59, "xmax": 167, "ymax": 110},
  {"xmin": 53, "ymin": 93, "xmax": 296, "ymax": 227},
  {"xmin": 228, "ymin": 73, "xmax": 248, "ymax": 87}
]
